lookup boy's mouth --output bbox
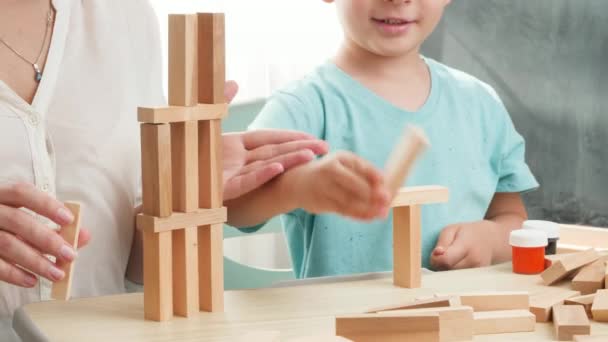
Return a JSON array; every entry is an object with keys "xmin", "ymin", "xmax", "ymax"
[
  {"xmin": 372, "ymin": 18, "xmax": 412, "ymax": 25},
  {"xmin": 371, "ymin": 17, "xmax": 416, "ymax": 35}
]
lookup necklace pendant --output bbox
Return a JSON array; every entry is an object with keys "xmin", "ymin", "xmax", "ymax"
[{"xmin": 33, "ymin": 63, "xmax": 42, "ymax": 82}]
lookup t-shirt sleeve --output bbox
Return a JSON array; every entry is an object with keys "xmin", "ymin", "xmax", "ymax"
[
  {"xmin": 489, "ymin": 91, "xmax": 539, "ymax": 193},
  {"xmin": 237, "ymin": 88, "xmax": 325, "ymax": 233}
]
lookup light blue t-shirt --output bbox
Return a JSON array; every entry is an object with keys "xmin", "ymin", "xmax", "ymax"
[{"xmin": 247, "ymin": 57, "xmax": 538, "ymax": 278}]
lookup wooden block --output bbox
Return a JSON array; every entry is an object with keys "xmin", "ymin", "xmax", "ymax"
[
  {"xmin": 141, "ymin": 123, "xmax": 172, "ymax": 218},
  {"xmin": 379, "ymin": 306, "xmax": 474, "ymax": 342},
  {"xmin": 384, "ymin": 126, "xmax": 429, "ymax": 197},
  {"xmin": 198, "ymin": 119, "xmax": 223, "ymax": 208},
  {"xmin": 553, "ymin": 304, "xmax": 590, "ymax": 341},
  {"xmin": 287, "ymin": 336, "xmax": 353, "ymax": 342},
  {"xmin": 541, "ymin": 249, "xmax": 600, "ymax": 285},
  {"xmin": 390, "ymin": 186, "xmax": 450, "ymax": 207},
  {"xmin": 574, "ymin": 335, "xmax": 608, "ymax": 342},
  {"xmin": 530, "ymin": 289, "xmax": 581, "ymax": 322},
  {"xmin": 143, "ymin": 230, "xmax": 173, "ymax": 321},
  {"xmin": 239, "ymin": 331, "xmax": 281, "ymax": 342},
  {"xmin": 572, "ymin": 256, "xmax": 608, "ymax": 295},
  {"xmin": 137, "ymin": 104, "xmax": 228, "ymax": 123},
  {"xmin": 168, "ymin": 14, "xmax": 198, "ymax": 106},
  {"xmin": 473, "ymin": 310, "xmax": 535, "ymax": 335},
  {"xmin": 605, "ymin": 260, "xmax": 608, "ymax": 289},
  {"xmin": 199, "ymin": 223, "xmax": 224, "ymax": 312},
  {"xmin": 439, "ymin": 291, "xmax": 530, "ymax": 312},
  {"xmin": 366, "ymin": 296, "xmax": 461, "ymax": 313},
  {"xmin": 136, "ymin": 207, "xmax": 227, "ymax": 233},
  {"xmin": 393, "ymin": 205, "xmax": 421, "ymax": 288},
  {"xmin": 51, "ymin": 202, "xmax": 82, "ymax": 300},
  {"xmin": 197, "ymin": 13, "xmax": 225, "ymax": 104},
  {"xmin": 565, "ymin": 294, "xmax": 596, "ymax": 318},
  {"xmin": 172, "ymin": 226, "xmax": 198, "ymax": 317},
  {"xmin": 591, "ymin": 289, "xmax": 608, "ymax": 322},
  {"xmin": 336, "ymin": 313, "xmax": 440, "ymax": 342},
  {"xmin": 171, "ymin": 121, "xmax": 198, "ymax": 213}
]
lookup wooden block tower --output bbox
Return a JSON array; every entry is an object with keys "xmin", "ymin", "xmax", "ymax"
[{"xmin": 136, "ymin": 13, "xmax": 227, "ymax": 321}]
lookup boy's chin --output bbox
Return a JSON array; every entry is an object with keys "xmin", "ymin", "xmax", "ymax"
[{"xmin": 367, "ymin": 42, "xmax": 422, "ymax": 58}]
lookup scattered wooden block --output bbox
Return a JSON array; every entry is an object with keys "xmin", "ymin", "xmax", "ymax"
[
  {"xmin": 390, "ymin": 186, "xmax": 449, "ymax": 207},
  {"xmin": 564, "ymin": 293, "xmax": 596, "ymax": 318},
  {"xmin": 384, "ymin": 126, "xmax": 429, "ymax": 197},
  {"xmin": 50, "ymin": 202, "xmax": 82, "ymax": 301},
  {"xmin": 473, "ymin": 310, "xmax": 535, "ymax": 335},
  {"xmin": 572, "ymin": 256, "xmax": 608, "ymax": 295},
  {"xmin": 366, "ymin": 296, "xmax": 461, "ymax": 314},
  {"xmin": 553, "ymin": 304, "xmax": 591, "ymax": 341},
  {"xmin": 379, "ymin": 306, "xmax": 474, "ymax": 342},
  {"xmin": 591, "ymin": 289, "xmax": 608, "ymax": 322},
  {"xmin": 438, "ymin": 291, "xmax": 529, "ymax": 312},
  {"xmin": 530, "ymin": 290, "xmax": 581, "ymax": 322},
  {"xmin": 393, "ymin": 205, "xmax": 421, "ymax": 289},
  {"xmin": 336, "ymin": 313, "xmax": 440, "ymax": 342},
  {"xmin": 574, "ymin": 335, "xmax": 608, "ymax": 341},
  {"xmin": 541, "ymin": 249, "xmax": 600, "ymax": 285}
]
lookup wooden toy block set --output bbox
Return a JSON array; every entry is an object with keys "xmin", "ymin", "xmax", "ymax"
[{"xmin": 50, "ymin": 12, "xmax": 608, "ymax": 342}]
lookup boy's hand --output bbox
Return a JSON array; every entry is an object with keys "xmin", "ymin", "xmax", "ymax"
[
  {"xmin": 430, "ymin": 220, "xmax": 498, "ymax": 270},
  {"xmin": 288, "ymin": 151, "xmax": 390, "ymax": 221}
]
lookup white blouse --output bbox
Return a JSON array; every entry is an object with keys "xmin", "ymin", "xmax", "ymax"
[{"xmin": 0, "ymin": 0, "xmax": 164, "ymax": 318}]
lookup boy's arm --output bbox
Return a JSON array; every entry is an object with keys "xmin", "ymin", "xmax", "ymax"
[
  {"xmin": 430, "ymin": 192, "xmax": 528, "ymax": 270},
  {"xmin": 226, "ymin": 151, "xmax": 391, "ymax": 228}
]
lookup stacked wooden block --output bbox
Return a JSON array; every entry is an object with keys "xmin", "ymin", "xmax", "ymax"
[
  {"xmin": 336, "ymin": 291, "xmax": 535, "ymax": 341},
  {"xmin": 136, "ymin": 13, "xmax": 227, "ymax": 321},
  {"xmin": 529, "ymin": 249, "xmax": 608, "ymax": 340}
]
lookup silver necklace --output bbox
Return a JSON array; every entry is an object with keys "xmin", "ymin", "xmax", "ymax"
[{"xmin": 0, "ymin": 8, "xmax": 54, "ymax": 82}]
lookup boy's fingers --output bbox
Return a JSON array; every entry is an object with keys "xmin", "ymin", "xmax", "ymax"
[
  {"xmin": 246, "ymin": 140, "xmax": 327, "ymax": 163},
  {"xmin": 223, "ymin": 163, "xmax": 285, "ymax": 201},
  {"xmin": 237, "ymin": 149, "xmax": 315, "ymax": 177},
  {"xmin": 0, "ymin": 182, "xmax": 74, "ymax": 226},
  {"xmin": 432, "ymin": 240, "xmax": 468, "ymax": 270},
  {"xmin": 338, "ymin": 153, "xmax": 383, "ymax": 186},
  {"xmin": 241, "ymin": 130, "xmax": 317, "ymax": 150},
  {"xmin": 433, "ymin": 225, "xmax": 459, "ymax": 252},
  {"xmin": 333, "ymin": 163, "xmax": 372, "ymax": 204},
  {"xmin": 224, "ymin": 80, "xmax": 239, "ymax": 103},
  {"xmin": 452, "ymin": 256, "xmax": 476, "ymax": 270}
]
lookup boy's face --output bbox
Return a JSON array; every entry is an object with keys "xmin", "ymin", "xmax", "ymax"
[{"xmin": 328, "ymin": 0, "xmax": 450, "ymax": 57}]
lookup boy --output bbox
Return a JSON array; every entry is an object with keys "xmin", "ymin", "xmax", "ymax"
[{"xmin": 226, "ymin": 0, "xmax": 538, "ymax": 278}]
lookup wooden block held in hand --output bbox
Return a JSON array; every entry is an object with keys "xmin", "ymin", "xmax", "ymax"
[
  {"xmin": 572, "ymin": 256, "xmax": 608, "ymax": 295},
  {"xmin": 51, "ymin": 202, "xmax": 82, "ymax": 301},
  {"xmin": 530, "ymin": 289, "xmax": 581, "ymax": 322},
  {"xmin": 541, "ymin": 249, "xmax": 599, "ymax": 285},
  {"xmin": 473, "ymin": 310, "xmax": 535, "ymax": 335},
  {"xmin": 553, "ymin": 304, "xmax": 590, "ymax": 341},
  {"xmin": 366, "ymin": 296, "xmax": 461, "ymax": 314},
  {"xmin": 564, "ymin": 293, "xmax": 596, "ymax": 318},
  {"xmin": 591, "ymin": 289, "xmax": 608, "ymax": 322},
  {"xmin": 336, "ymin": 313, "xmax": 440, "ymax": 342},
  {"xmin": 439, "ymin": 291, "xmax": 530, "ymax": 312},
  {"xmin": 384, "ymin": 125, "xmax": 429, "ymax": 197}
]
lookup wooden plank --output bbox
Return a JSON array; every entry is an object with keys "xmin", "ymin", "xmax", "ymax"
[
  {"xmin": 591, "ymin": 289, "xmax": 608, "ymax": 322},
  {"xmin": 239, "ymin": 331, "xmax": 281, "ymax": 342},
  {"xmin": 605, "ymin": 260, "xmax": 608, "ymax": 289},
  {"xmin": 171, "ymin": 121, "xmax": 198, "ymax": 213},
  {"xmin": 572, "ymin": 256, "xmax": 608, "ymax": 295},
  {"xmin": 530, "ymin": 289, "xmax": 581, "ymax": 322},
  {"xmin": 379, "ymin": 306, "xmax": 474, "ymax": 342},
  {"xmin": 143, "ymin": 230, "xmax": 173, "ymax": 321},
  {"xmin": 393, "ymin": 205, "xmax": 421, "ymax": 288},
  {"xmin": 168, "ymin": 14, "xmax": 198, "ymax": 106},
  {"xmin": 390, "ymin": 186, "xmax": 450, "ymax": 207},
  {"xmin": 366, "ymin": 296, "xmax": 460, "ymax": 314},
  {"xmin": 574, "ymin": 335, "xmax": 608, "ymax": 341},
  {"xmin": 199, "ymin": 223, "xmax": 224, "ymax": 312},
  {"xmin": 336, "ymin": 313, "xmax": 440, "ymax": 342},
  {"xmin": 473, "ymin": 310, "xmax": 535, "ymax": 335},
  {"xmin": 565, "ymin": 294, "xmax": 596, "ymax": 318},
  {"xmin": 197, "ymin": 13, "xmax": 225, "ymax": 104},
  {"xmin": 141, "ymin": 124, "xmax": 172, "ymax": 218},
  {"xmin": 172, "ymin": 226, "xmax": 198, "ymax": 317},
  {"xmin": 136, "ymin": 207, "xmax": 227, "ymax": 233},
  {"xmin": 287, "ymin": 337, "xmax": 352, "ymax": 342},
  {"xmin": 137, "ymin": 104, "xmax": 228, "ymax": 123},
  {"xmin": 553, "ymin": 304, "xmax": 591, "ymax": 341},
  {"xmin": 50, "ymin": 202, "xmax": 82, "ymax": 300},
  {"xmin": 199, "ymin": 119, "xmax": 223, "ymax": 208},
  {"xmin": 559, "ymin": 225, "xmax": 608, "ymax": 249},
  {"xmin": 438, "ymin": 291, "xmax": 530, "ymax": 312},
  {"xmin": 384, "ymin": 126, "xmax": 429, "ymax": 197},
  {"xmin": 541, "ymin": 249, "xmax": 600, "ymax": 285}
]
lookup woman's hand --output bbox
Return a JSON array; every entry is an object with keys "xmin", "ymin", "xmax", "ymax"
[{"xmin": 0, "ymin": 183, "xmax": 90, "ymax": 287}]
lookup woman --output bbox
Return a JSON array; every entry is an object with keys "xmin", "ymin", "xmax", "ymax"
[{"xmin": 0, "ymin": 0, "xmax": 326, "ymax": 338}]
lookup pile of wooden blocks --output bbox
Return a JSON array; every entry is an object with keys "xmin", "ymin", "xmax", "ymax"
[
  {"xmin": 335, "ymin": 291, "xmax": 535, "ymax": 341},
  {"xmin": 531, "ymin": 249, "xmax": 608, "ymax": 340}
]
